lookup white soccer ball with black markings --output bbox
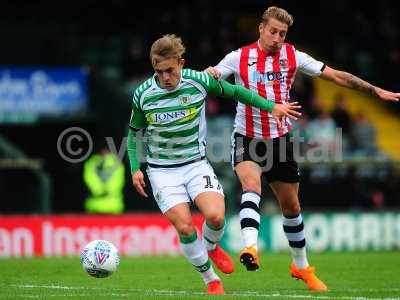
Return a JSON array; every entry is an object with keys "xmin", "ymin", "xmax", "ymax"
[{"xmin": 80, "ymin": 240, "xmax": 120, "ymax": 278}]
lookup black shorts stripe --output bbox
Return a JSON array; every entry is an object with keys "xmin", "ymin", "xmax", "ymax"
[
  {"xmin": 240, "ymin": 201, "xmax": 260, "ymax": 214},
  {"xmin": 289, "ymin": 239, "xmax": 306, "ymax": 248},
  {"xmin": 283, "ymin": 222, "xmax": 304, "ymax": 233},
  {"xmin": 240, "ymin": 218, "xmax": 260, "ymax": 229}
]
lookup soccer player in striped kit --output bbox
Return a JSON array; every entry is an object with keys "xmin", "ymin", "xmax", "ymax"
[
  {"xmin": 206, "ymin": 6, "xmax": 400, "ymax": 292},
  {"xmin": 127, "ymin": 34, "xmax": 301, "ymax": 294}
]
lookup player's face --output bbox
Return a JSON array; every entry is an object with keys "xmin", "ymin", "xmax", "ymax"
[
  {"xmin": 154, "ymin": 58, "xmax": 184, "ymax": 90},
  {"xmin": 259, "ymin": 18, "xmax": 288, "ymax": 53}
]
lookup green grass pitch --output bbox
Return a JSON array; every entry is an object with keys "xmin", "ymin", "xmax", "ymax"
[{"xmin": 1, "ymin": 252, "xmax": 399, "ymax": 299}]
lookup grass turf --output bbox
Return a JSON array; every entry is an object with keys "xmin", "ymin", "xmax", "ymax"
[{"xmin": 0, "ymin": 252, "xmax": 399, "ymax": 299}]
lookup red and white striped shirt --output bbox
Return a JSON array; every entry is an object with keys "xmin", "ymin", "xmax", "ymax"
[{"xmin": 216, "ymin": 41, "xmax": 324, "ymax": 139}]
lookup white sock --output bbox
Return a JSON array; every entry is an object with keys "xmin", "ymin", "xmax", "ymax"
[
  {"xmin": 282, "ymin": 214, "xmax": 309, "ymax": 269},
  {"xmin": 239, "ymin": 192, "xmax": 261, "ymax": 250},
  {"xmin": 202, "ymin": 220, "xmax": 224, "ymax": 251},
  {"xmin": 180, "ymin": 231, "xmax": 220, "ymax": 284}
]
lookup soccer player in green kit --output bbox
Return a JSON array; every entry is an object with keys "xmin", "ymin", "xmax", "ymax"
[{"xmin": 127, "ymin": 34, "xmax": 301, "ymax": 294}]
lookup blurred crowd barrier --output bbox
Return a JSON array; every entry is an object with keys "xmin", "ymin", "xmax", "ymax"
[{"xmin": 0, "ymin": 212, "xmax": 398, "ymax": 257}]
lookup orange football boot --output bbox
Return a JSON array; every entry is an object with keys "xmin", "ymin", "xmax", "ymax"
[
  {"xmin": 290, "ymin": 263, "xmax": 328, "ymax": 292},
  {"xmin": 239, "ymin": 246, "xmax": 259, "ymax": 271},
  {"xmin": 206, "ymin": 280, "xmax": 225, "ymax": 295},
  {"xmin": 208, "ymin": 244, "xmax": 234, "ymax": 274}
]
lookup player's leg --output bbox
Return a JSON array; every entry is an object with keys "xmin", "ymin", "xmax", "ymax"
[
  {"xmin": 269, "ymin": 181, "xmax": 327, "ymax": 291},
  {"xmin": 269, "ymin": 181, "xmax": 306, "ymax": 267},
  {"xmin": 164, "ymin": 203, "xmax": 222, "ymax": 290},
  {"xmin": 234, "ymin": 161, "xmax": 263, "ymax": 270},
  {"xmin": 195, "ymin": 191, "xmax": 225, "ymax": 251},
  {"xmin": 186, "ymin": 160, "xmax": 233, "ymax": 276},
  {"xmin": 195, "ymin": 191, "xmax": 234, "ymax": 274},
  {"xmin": 267, "ymin": 134, "xmax": 307, "ymax": 269},
  {"xmin": 267, "ymin": 135, "xmax": 327, "ymax": 291},
  {"xmin": 232, "ymin": 132, "xmax": 263, "ymax": 270},
  {"xmin": 265, "ymin": 135, "xmax": 308, "ymax": 268},
  {"xmin": 235, "ymin": 161, "xmax": 263, "ymax": 247},
  {"xmin": 146, "ymin": 166, "xmax": 222, "ymax": 294}
]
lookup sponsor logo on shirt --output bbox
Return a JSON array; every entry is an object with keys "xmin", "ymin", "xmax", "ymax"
[
  {"xmin": 251, "ymin": 71, "xmax": 285, "ymax": 85},
  {"xmin": 146, "ymin": 108, "xmax": 197, "ymax": 125}
]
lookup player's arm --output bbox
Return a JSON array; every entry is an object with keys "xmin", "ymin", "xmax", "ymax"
[
  {"xmin": 127, "ymin": 102, "xmax": 148, "ymax": 198},
  {"xmin": 320, "ymin": 66, "xmax": 400, "ymax": 102},
  {"xmin": 205, "ymin": 50, "xmax": 239, "ymax": 79},
  {"xmin": 296, "ymin": 49, "xmax": 399, "ymax": 102},
  {"xmin": 208, "ymin": 76, "xmax": 302, "ymax": 127}
]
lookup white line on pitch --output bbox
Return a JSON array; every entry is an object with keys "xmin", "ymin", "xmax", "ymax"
[
  {"xmin": 17, "ymin": 294, "xmax": 129, "ymax": 298},
  {"xmin": 11, "ymin": 284, "xmax": 400, "ymax": 300}
]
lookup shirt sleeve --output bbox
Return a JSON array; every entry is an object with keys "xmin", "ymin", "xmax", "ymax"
[
  {"xmin": 208, "ymin": 77, "xmax": 275, "ymax": 113},
  {"xmin": 296, "ymin": 50, "xmax": 325, "ymax": 76},
  {"xmin": 215, "ymin": 50, "xmax": 240, "ymax": 80},
  {"xmin": 188, "ymin": 71, "xmax": 221, "ymax": 95},
  {"xmin": 129, "ymin": 95, "xmax": 147, "ymax": 129}
]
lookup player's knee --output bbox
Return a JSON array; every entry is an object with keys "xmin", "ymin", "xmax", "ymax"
[
  {"xmin": 176, "ymin": 222, "xmax": 195, "ymax": 236},
  {"xmin": 206, "ymin": 213, "xmax": 225, "ymax": 229},
  {"xmin": 282, "ymin": 200, "xmax": 301, "ymax": 216},
  {"xmin": 241, "ymin": 177, "xmax": 261, "ymax": 194}
]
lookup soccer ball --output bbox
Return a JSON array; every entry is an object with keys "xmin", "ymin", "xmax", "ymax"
[{"xmin": 80, "ymin": 240, "xmax": 120, "ymax": 278}]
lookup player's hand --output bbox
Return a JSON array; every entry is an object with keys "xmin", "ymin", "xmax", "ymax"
[
  {"xmin": 204, "ymin": 66, "xmax": 221, "ymax": 79},
  {"xmin": 375, "ymin": 87, "xmax": 400, "ymax": 102},
  {"xmin": 132, "ymin": 171, "xmax": 148, "ymax": 198},
  {"xmin": 272, "ymin": 102, "xmax": 302, "ymax": 129}
]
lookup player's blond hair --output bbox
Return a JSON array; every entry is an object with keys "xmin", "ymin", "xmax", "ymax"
[
  {"xmin": 150, "ymin": 34, "xmax": 186, "ymax": 66},
  {"xmin": 262, "ymin": 6, "xmax": 293, "ymax": 27}
]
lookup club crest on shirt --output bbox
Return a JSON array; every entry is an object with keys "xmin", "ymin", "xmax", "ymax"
[
  {"xmin": 179, "ymin": 95, "xmax": 191, "ymax": 106},
  {"xmin": 279, "ymin": 59, "xmax": 288, "ymax": 68}
]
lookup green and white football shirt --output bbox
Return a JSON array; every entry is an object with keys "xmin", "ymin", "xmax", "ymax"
[{"xmin": 130, "ymin": 69, "xmax": 220, "ymax": 166}]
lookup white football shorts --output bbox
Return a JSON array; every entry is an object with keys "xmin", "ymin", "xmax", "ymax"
[{"xmin": 146, "ymin": 160, "xmax": 224, "ymax": 213}]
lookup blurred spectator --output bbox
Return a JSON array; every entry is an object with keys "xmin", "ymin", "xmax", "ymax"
[
  {"xmin": 340, "ymin": 165, "xmax": 370, "ymax": 210},
  {"xmin": 351, "ymin": 111, "xmax": 378, "ymax": 156},
  {"xmin": 306, "ymin": 95, "xmax": 324, "ymax": 120},
  {"xmin": 381, "ymin": 165, "xmax": 400, "ymax": 207},
  {"xmin": 291, "ymin": 73, "xmax": 315, "ymax": 116},
  {"xmin": 121, "ymin": 35, "xmax": 148, "ymax": 82},
  {"xmin": 331, "ymin": 93, "xmax": 352, "ymax": 136},
  {"xmin": 290, "ymin": 115, "xmax": 310, "ymax": 157},
  {"xmin": 83, "ymin": 146, "xmax": 125, "ymax": 214},
  {"xmin": 306, "ymin": 110, "xmax": 337, "ymax": 158},
  {"xmin": 206, "ymin": 97, "xmax": 221, "ymax": 116},
  {"xmin": 195, "ymin": 37, "xmax": 215, "ymax": 69},
  {"xmin": 370, "ymin": 190, "xmax": 385, "ymax": 210},
  {"xmin": 331, "ymin": 93, "xmax": 352, "ymax": 153}
]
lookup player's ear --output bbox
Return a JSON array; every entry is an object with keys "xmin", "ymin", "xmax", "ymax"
[
  {"xmin": 258, "ymin": 22, "xmax": 267, "ymax": 34},
  {"xmin": 259, "ymin": 22, "xmax": 264, "ymax": 34},
  {"xmin": 179, "ymin": 58, "xmax": 185, "ymax": 68}
]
